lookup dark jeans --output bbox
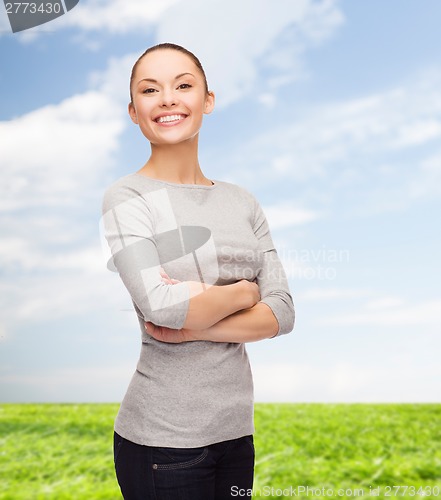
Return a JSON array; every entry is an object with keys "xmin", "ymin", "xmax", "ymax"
[{"xmin": 113, "ymin": 431, "xmax": 255, "ymax": 500}]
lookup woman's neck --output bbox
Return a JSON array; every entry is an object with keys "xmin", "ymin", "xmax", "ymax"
[{"xmin": 137, "ymin": 138, "xmax": 212, "ymax": 186}]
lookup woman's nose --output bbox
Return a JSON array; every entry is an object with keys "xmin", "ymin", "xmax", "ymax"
[{"xmin": 161, "ymin": 89, "xmax": 177, "ymax": 107}]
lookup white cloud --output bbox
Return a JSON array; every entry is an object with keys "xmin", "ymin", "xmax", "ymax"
[
  {"xmin": 0, "ymin": 364, "xmax": 135, "ymax": 402},
  {"xmin": 222, "ymin": 67, "xmax": 441, "ymax": 212},
  {"xmin": 0, "ymin": 270, "xmax": 127, "ymax": 326},
  {"xmin": 278, "ymin": 72, "xmax": 441, "ymax": 171},
  {"xmin": 408, "ymin": 150, "xmax": 441, "ymax": 199},
  {"xmin": 252, "ymin": 360, "xmax": 441, "ymax": 402},
  {"xmin": 364, "ymin": 296, "xmax": 405, "ymax": 310},
  {"xmin": 389, "ymin": 119, "xmax": 441, "ymax": 149},
  {"xmin": 0, "ymin": 66, "xmax": 130, "ymax": 329},
  {"xmin": 88, "ymin": 52, "xmax": 140, "ymax": 104},
  {"xmin": 1, "ymin": 0, "xmax": 180, "ymax": 39},
  {"xmin": 258, "ymin": 93, "xmax": 277, "ymax": 109},
  {"xmin": 157, "ymin": 0, "xmax": 344, "ymax": 107},
  {"xmin": 3, "ymin": 0, "xmax": 344, "ymax": 109},
  {"xmin": 0, "ymin": 55, "xmax": 134, "ymax": 334},
  {"xmin": 0, "ymin": 237, "xmax": 105, "ymax": 273},
  {"xmin": 63, "ymin": 0, "xmax": 181, "ymax": 32},
  {"xmin": 0, "ymin": 90, "xmax": 125, "ymax": 211},
  {"xmin": 263, "ymin": 202, "xmax": 321, "ymax": 229},
  {"xmin": 0, "ymin": 57, "xmax": 129, "ymax": 205},
  {"xmin": 296, "ymin": 287, "xmax": 372, "ymax": 301},
  {"xmin": 316, "ymin": 298, "xmax": 441, "ymax": 327}
]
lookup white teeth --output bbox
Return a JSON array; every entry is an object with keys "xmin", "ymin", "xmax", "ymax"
[{"xmin": 157, "ymin": 114, "xmax": 185, "ymax": 123}]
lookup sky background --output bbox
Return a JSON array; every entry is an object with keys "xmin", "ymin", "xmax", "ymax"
[{"xmin": 0, "ymin": 0, "xmax": 440, "ymax": 403}]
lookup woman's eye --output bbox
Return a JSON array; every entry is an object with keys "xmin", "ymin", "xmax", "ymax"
[
  {"xmin": 178, "ymin": 83, "xmax": 192, "ymax": 90},
  {"xmin": 142, "ymin": 88, "xmax": 157, "ymax": 94}
]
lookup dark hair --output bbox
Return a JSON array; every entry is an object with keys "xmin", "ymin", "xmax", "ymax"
[{"xmin": 129, "ymin": 43, "xmax": 209, "ymax": 104}]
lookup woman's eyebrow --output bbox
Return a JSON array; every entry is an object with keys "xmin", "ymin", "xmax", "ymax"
[
  {"xmin": 137, "ymin": 72, "xmax": 196, "ymax": 85},
  {"xmin": 175, "ymin": 72, "xmax": 195, "ymax": 80}
]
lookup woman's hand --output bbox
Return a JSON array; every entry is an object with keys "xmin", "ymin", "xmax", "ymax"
[
  {"xmin": 159, "ymin": 267, "xmax": 180, "ymax": 285},
  {"xmin": 145, "ymin": 274, "xmax": 261, "ymax": 343},
  {"xmin": 236, "ymin": 279, "xmax": 261, "ymax": 309},
  {"xmin": 145, "ymin": 321, "xmax": 197, "ymax": 343}
]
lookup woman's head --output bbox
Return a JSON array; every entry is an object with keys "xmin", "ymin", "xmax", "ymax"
[
  {"xmin": 128, "ymin": 43, "xmax": 214, "ymax": 146},
  {"xmin": 129, "ymin": 43, "xmax": 209, "ymax": 104}
]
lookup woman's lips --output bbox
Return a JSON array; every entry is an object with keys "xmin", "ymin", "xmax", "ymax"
[{"xmin": 154, "ymin": 114, "xmax": 187, "ymax": 126}]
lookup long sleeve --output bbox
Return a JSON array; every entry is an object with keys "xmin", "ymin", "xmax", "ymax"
[
  {"xmin": 251, "ymin": 195, "xmax": 295, "ymax": 336},
  {"xmin": 101, "ymin": 183, "xmax": 190, "ymax": 329}
]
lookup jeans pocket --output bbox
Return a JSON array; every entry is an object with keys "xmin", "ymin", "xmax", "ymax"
[
  {"xmin": 151, "ymin": 446, "xmax": 209, "ymax": 470},
  {"xmin": 243, "ymin": 435, "xmax": 255, "ymax": 455},
  {"xmin": 244, "ymin": 434, "xmax": 254, "ymax": 450},
  {"xmin": 113, "ymin": 432, "xmax": 124, "ymax": 465}
]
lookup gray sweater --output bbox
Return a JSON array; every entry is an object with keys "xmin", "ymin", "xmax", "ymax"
[{"xmin": 102, "ymin": 173, "xmax": 294, "ymax": 447}]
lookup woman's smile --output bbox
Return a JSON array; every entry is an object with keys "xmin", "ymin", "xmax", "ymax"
[{"xmin": 154, "ymin": 113, "xmax": 188, "ymax": 126}]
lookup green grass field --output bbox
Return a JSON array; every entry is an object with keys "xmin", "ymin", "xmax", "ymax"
[{"xmin": 0, "ymin": 403, "xmax": 440, "ymax": 499}]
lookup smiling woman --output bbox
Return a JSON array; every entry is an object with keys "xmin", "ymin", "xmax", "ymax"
[
  {"xmin": 101, "ymin": 42, "xmax": 295, "ymax": 500},
  {"xmin": 127, "ymin": 46, "xmax": 214, "ymax": 152}
]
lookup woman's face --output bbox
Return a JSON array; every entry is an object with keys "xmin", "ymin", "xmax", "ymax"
[{"xmin": 129, "ymin": 49, "xmax": 214, "ymax": 146}]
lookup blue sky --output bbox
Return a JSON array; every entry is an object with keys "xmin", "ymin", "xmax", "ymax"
[{"xmin": 1, "ymin": 0, "xmax": 440, "ymax": 403}]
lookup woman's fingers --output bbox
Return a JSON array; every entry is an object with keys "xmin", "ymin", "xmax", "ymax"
[
  {"xmin": 159, "ymin": 267, "xmax": 181, "ymax": 285},
  {"xmin": 159, "ymin": 267, "xmax": 169, "ymax": 278},
  {"xmin": 144, "ymin": 321, "xmax": 187, "ymax": 343}
]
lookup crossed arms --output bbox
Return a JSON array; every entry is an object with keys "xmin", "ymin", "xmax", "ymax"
[
  {"xmin": 144, "ymin": 268, "xmax": 280, "ymax": 344},
  {"xmin": 102, "ymin": 184, "xmax": 295, "ymax": 345}
]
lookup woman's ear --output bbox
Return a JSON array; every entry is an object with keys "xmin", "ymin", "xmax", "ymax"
[
  {"xmin": 204, "ymin": 91, "xmax": 215, "ymax": 115},
  {"xmin": 128, "ymin": 102, "xmax": 139, "ymax": 124}
]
